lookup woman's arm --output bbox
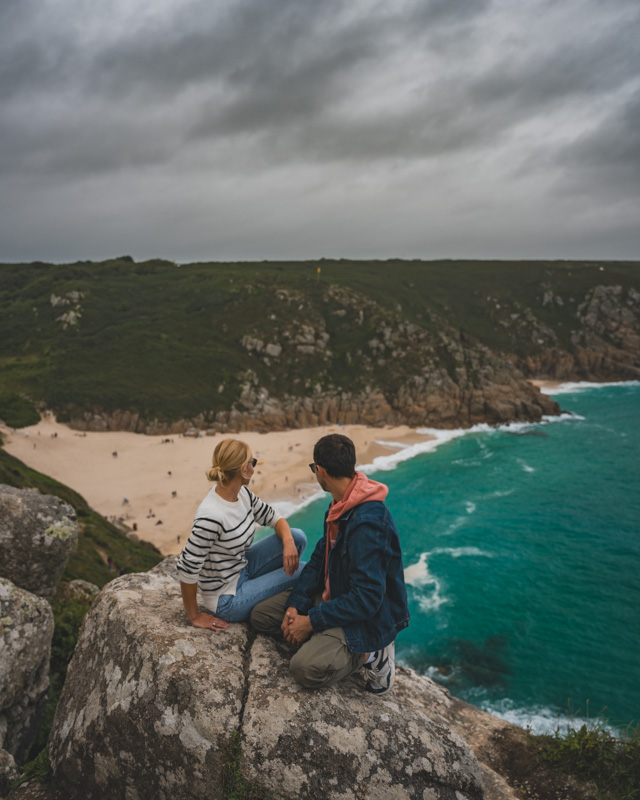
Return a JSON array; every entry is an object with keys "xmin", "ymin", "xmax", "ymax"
[
  {"xmin": 274, "ymin": 518, "xmax": 299, "ymax": 576},
  {"xmin": 180, "ymin": 582, "xmax": 229, "ymax": 631}
]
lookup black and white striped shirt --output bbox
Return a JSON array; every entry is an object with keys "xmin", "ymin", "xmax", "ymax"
[{"xmin": 177, "ymin": 486, "xmax": 281, "ymax": 612}]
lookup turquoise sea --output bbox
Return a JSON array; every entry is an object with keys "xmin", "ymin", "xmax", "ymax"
[{"xmin": 286, "ymin": 383, "xmax": 640, "ymax": 733}]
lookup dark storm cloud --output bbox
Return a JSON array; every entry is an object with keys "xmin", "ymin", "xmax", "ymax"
[
  {"xmin": 556, "ymin": 88, "xmax": 640, "ymax": 197},
  {"xmin": 0, "ymin": 0, "xmax": 639, "ymax": 261}
]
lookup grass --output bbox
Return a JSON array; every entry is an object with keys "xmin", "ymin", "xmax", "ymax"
[
  {"xmin": 221, "ymin": 731, "xmax": 279, "ymax": 800},
  {"xmin": 1, "ymin": 258, "xmax": 638, "ymax": 426},
  {"xmin": 533, "ymin": 716, "xmax": 640, "ymax": 800}
]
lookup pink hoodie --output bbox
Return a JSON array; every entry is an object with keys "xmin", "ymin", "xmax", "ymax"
[{"xmin": 322, "ymin": 471, "xmax": 389, "ymax": 601}]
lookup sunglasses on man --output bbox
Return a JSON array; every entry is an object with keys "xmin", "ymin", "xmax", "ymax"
[{"xmin": 309, "ymin": 463, "xmax": 319, "ymax": 474}]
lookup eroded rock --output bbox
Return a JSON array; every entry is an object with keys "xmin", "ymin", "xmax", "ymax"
[
  {"xmin": 48, "ymin": 559, "xmax": 491, "ymax": 799},
  {"xmin": 48, "ymin": 562, "xmax": 247, "ymax": 800},
  {"xmin": 0, "ymin": 579, "xmax": 53, "ymax": 763},
  {"xmin": 0, "ymin": 487, "xmax": 77, "ymax": 599}
]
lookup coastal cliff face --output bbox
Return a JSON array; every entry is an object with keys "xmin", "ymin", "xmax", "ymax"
[{"xmin": 1, "ymin": 259, "xmax": 638, "ymax": 435}]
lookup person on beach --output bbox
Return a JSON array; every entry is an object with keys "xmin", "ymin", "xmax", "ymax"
[
  {"xmin": 250, "ymin": 434, "xmax": 409, "ymax": 695},
  {"xmin": 177, "ymin": 439, "xmax": 307, "ymax": 631}
]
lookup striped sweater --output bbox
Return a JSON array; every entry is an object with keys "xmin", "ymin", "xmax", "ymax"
[{"xmin": 177, "ymin": 486, "xmax": 282, "ymax": 612}]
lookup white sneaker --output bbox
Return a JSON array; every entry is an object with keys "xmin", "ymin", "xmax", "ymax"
[{"xmin": 364, "ymin": 642, "xmax": 395, "ymax": 695}]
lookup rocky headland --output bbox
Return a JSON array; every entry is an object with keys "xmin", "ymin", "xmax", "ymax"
[{"xmin": 1, "ymin": 260, "xmax": 639, "ymax": 436}]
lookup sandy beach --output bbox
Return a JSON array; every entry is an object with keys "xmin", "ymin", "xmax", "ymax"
[{"xmin": 1, "ymin": 416, "xmax": 433, "ymax": 555}]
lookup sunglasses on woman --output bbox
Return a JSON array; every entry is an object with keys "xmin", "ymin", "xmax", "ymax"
[{"xmin": 247, "ymin": 458, "xmax": 257, "ymax": 468}]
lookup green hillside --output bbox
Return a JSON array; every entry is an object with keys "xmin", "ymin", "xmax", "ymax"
[{"xmin": 1, "ymin": 258, "xmax": 638, "ymax": 427}]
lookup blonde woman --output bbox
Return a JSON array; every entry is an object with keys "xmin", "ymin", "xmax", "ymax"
[{"xmin": 177, "ymin": 439, "xmax": 307, "ymax": 631}]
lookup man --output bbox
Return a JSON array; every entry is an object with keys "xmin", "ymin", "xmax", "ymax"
[{"xmin": 250, "ymin": 434, "xmax": 409, "ymax": 694}]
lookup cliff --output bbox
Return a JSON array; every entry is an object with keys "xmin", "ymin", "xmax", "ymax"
[{"xmin": 2, "ymin": 259, "xmax": 639, "ymax": 434}]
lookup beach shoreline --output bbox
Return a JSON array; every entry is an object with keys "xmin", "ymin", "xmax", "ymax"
[
  {"xmin": 0, "ymin": 416, "xmax": 433, "ymax": 556},
  {"xmin": 0, "ymin": 379, "xmax": 616, "ymax": 557}
]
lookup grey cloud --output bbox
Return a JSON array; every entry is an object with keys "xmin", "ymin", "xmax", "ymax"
[{"xmin": 556, "ymin": 88, "xmax": 640, "ymax": 197}]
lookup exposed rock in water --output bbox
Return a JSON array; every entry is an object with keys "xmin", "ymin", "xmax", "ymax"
[
  {"xmin": 47, "ymin": 559, "xmax": 506, "ymax": 800},
  {"xmin": 0, "ymin": 487, "xmax": 77, "ymax": 600},
  {"xmin": 0, "ymin": 579, "xmax": 54, "ymax": 764}
]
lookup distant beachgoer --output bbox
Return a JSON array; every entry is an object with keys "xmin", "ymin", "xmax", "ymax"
[
  {"xmin": 123, "ymin": 498, "xmax": 129, "ymax": 505},
  {"xmin": 176, "ymin": 439, "xmax": 307, "ymax": 630},
  {"xmin": 112, "ymin": 451, "xmax": 117, "ymax": 458},
  {"xmin": 171, "ymin": 491, "xmax": 177, "ymax": 498},
  {"xmin": 107, "ymin": 556, "xmax": 114, "ymax": 570},
  {"xmin": 133, "ymin": 523, "xmax": 138, "ymax": 532},
  {"xmin": 168, "ymin": 471, "xmax": 172, "ymax": 477},
  {"xmin": 176, "ymin": 535, "xmax": 181, "ymax": 543},
  {"xmin": 155, "ymin": 520, "xmax": 163, "ymax": 525}
]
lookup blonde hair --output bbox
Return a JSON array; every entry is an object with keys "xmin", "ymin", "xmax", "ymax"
[{"xmin": 206, "ymin": 439, "xmax": 251, "ymax": 486}]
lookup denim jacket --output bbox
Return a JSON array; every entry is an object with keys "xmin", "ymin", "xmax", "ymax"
[{"xmin": 287, "ymin": 500, "xmax": 410, "ymax": 653}]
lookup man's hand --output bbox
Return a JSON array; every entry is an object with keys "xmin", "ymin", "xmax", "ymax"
[
  {"xmin": 190, "ymin": 612, "xmax": 229, "ymax": 632},
  {"xmin": 284, "ymin": 613, "xmax": 313, "ymax": 647},
  {"xmin": 281, "ymin": 606, "xmax": 298, "ymax": 636},
  {"xmin": 282, "ymin": 539, "xmax": 299, "ymax": 577}
]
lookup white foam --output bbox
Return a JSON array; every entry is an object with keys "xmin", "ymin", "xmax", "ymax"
[
  {"xmin": 465, "ymin": 501, "xmax": 476, "ymax": 515},
  {"xmin": 443, "ymin": 516, "xmax": 466, "ymax": 535},
  {"xmin": 404, "ymin": 552, "xmax": 449, "ymax": 612},
  {"xmin": 491, "ymin": 488, "xmax": 515, "ymax": 498},
  {"xmin": 431, "ymin": 546, "xmax": 493, "ymax": 559},
  {"xmin": 542, "ymin": 380, "xmax": 640, "ymax": 395},
  {"xmin": 417, "ymin": 587, "xmax": 448, "ymax": 613},
  {"xmin": 479, "ymin": 699, "xmax": 618, "ymax": 736},
  {"xmin": 404, "ymin": 553, "xmax": 430, "ymax": 587},
  {"xmin": 516, "ymin": 458, "xmax": 536, "ymax": 473},
  {"xmin": 271, "ymin": 485, "xmax": 326, "ymax": 518}
]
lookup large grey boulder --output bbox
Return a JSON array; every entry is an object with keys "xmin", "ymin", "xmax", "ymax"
[
  {"xmin": 0, "ymin": 487, "xmax": 77, "ymax": 599},
  {"xmin": 242, "ymin": 636, "xmax": 484, "ymax": 800},
  {"xmin": 49, "ymin": 560, "xmax": 247, "ymax": 800},
  {"xmin": 49, "ymin": 558, "xmax": 489, "ymax": 800},
  {"xmin": 0, "ymin": 579, "xmax": 54, "ymax": 763}
]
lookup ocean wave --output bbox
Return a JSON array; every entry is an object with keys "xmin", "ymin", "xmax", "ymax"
[
  {"xmin": 431, "ymin": 546, "xmax": 493, "ymax": 559},
  {"xmin": 543, "ymin": 380, "xmax": 640, "ymax": 395},
  {"xmin": 443, "ymin": 516, "xmax": 466, "ymax": 535},
  {"xmin": 478, "ymin": 698, "xmax": 617, "ymax": 736},
  {"xmin": 404, "ymin": 553, "xmax": 449, "ymax": 612},
  {"xmin": 465, "ymin": 501, "xmax": 476, "ymax": 514},
  {"xmin": 272, "ymin": 485, "xmax": 326, "ymax": 518}
]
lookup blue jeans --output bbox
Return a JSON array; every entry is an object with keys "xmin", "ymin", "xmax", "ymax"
[{"xmin": 211, "ymin": 528, "xmax": 307, "ymax": 623}]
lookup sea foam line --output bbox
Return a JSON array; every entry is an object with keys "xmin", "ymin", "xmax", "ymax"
[
  {"xmin": 478, "ymin": 698, "xmax": 618, "ymax": 736},
  {"xmin": 283, "ymin": 408, "xmax": 588, "ymax": 517},
  {"xmin": 543, "ymin": 379, "xmax": 640, "ymax": 395}
]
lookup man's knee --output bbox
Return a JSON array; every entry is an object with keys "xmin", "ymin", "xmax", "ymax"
[
  {"xmin": 249, "ymin": 599, "xmax": 277, "ymax": 633},
  {"xmin": 289, "ymin": 651, "xmax": 333, "ymax": 689}
]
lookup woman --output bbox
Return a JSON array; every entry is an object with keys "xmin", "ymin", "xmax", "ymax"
[{"xmin": 177, "ymin": 439, "xmax": 307, "ymax": 631}]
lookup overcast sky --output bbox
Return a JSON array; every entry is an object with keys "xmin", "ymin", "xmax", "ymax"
[{"xmin": 1, "ymin": 0, "xmax": 639, "ymax": 263}]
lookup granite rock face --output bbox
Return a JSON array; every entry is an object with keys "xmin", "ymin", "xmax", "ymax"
[
  {"xmin": 0, "ymin": 487, "xmax": 77, "ymax": 599},
  {"xmin": 242, "ymin": 635, "xmax": 484, "ymax": 800},
  {"xmin": 0, "ymin": 579, "xmax": 54, "ymax": 763},
  {"xmin": 48, "ymin": 561, "xmax": 247, "ymax": 800},
  {"xmin": 49, "ymin": 558, "xmax": 487, "ymax": 800}
]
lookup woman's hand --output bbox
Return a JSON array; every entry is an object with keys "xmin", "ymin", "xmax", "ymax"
[
  {"xmin": 282, "ymin": 538, "xmax": 299, "ymax": 576},
  {"xmin": 190, "ymin": 612, "xmax": 229, "ymax": 632}
]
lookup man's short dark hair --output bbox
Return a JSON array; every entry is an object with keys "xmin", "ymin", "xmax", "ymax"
[{"xmin": 313, "ymin": 434, "xmax": 356, "ymax": 479}]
